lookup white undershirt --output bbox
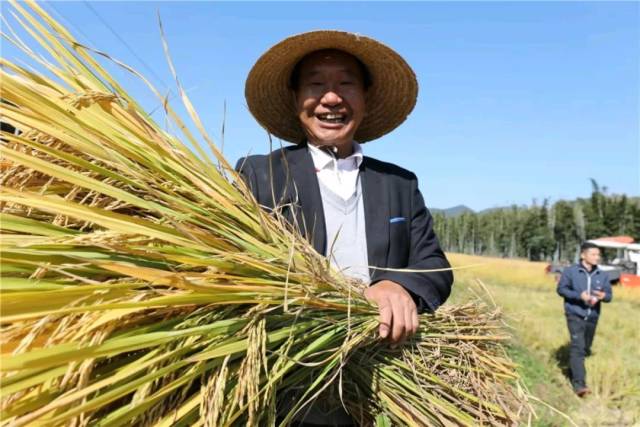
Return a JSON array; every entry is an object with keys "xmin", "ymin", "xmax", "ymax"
[{"xmin": 307, "ymin": 141, "xmax": 363, "ymax": 201}]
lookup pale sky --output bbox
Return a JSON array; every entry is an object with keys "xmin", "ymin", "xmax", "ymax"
[{"xmin": 3, "ymin": 1, "xmax": 638, "ymax": 210}]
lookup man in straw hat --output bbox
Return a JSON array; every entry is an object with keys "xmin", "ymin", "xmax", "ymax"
[{"xmin": 238, "ymin": 30, "xmax": 453, "ymax": 425}]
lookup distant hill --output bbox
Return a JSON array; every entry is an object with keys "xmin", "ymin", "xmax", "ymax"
[
  {"xmin": 432, "ymin": 196, "xmax": 640, "ymax": 219},
  {"xmin": 430, "ymin": 205, "xmax": 474, "ymax": 218}
]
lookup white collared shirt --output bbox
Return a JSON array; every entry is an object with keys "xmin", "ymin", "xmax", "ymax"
[{"xmin": 308, "ymin": 141, "xmax": 364, "ymax": 200}]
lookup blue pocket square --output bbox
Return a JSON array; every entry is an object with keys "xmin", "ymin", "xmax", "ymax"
[{"xmin": 389, "ymin": 217, "xmax": 406, "ymax": 223}]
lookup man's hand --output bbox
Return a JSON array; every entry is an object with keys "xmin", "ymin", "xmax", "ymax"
[
  {"xmin": 593, "ymin": 290, "xmax": 606, "ymax": 300},
  {"xmin": 580, "ymin": 291, "xmax": 591, "ymax": 303},
  {"xmin": 363, "ymin": 280, "xmax": 419, "ymax": 346}
]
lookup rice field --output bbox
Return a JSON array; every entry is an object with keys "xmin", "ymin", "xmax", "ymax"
[
  {"xmin": 2, "ymin": 2, "xmax": 634, "ymax": 424},
  {"xmin": 0, "ymin": 3, "xmax": 529, "ymax": 425},
  {"xmin": 447, "ymin": 253, "xmax": 640, "ymax": 426}
]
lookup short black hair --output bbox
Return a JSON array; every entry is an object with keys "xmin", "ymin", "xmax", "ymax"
[
  {"xmin": 289, "ymin": 49, "xmax": 372, "ymax": 91},
  {"xmin": 580, "ymin": 241, "xmax": 599, "ymax": 253}
]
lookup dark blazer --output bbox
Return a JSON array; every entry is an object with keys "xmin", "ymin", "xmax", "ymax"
[{"xmin": 235, "ymin": 142, "xmax": 453, "ymax": 313}]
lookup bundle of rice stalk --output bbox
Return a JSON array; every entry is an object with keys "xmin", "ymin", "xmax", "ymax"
[{"xmin": 0, "ymin": 1, "xmax": 528, "ymax": 425}]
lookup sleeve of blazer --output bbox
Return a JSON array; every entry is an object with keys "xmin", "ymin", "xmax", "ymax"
[
  {"xmin": 556, "ymin": 268, "xmax": 582, "ymax": 303},
  {"xmin": 602, "ymin": 271, "xmax": 613, "ymax": 303},
  {"xmin": 373, "ymin": 175, "xmax": 453, "ymax": 313},
  {"xmin": 235, "ymin": 157, "xmax": 260, "ymax": 201}
]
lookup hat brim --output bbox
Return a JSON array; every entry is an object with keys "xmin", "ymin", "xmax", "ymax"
[{"xmin": 245, "ymin": 30, "xmax": 418, "ymax": 144}]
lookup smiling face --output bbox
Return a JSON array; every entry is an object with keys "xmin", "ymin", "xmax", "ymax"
[{"xmin": 291, "ymin": 50, "xmax": 368, "ymax": 155}]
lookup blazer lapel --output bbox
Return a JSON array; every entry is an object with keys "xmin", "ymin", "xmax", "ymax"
[
  {"xmin": 287, "ymin": 144, "xmax": 327, "ymax": 254},
  {"xmin": 361, "ymin": 157, "xmax": 390, "ymax": 281}
]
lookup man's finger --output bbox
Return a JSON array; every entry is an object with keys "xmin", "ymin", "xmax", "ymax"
[
  {"xmin": 412, "ymin": 306, "xmax": 420, "ymax": 335},
  {"xmin": 405, "ymin": 303, "xmax": 418, "ymax": 336},
  {"xmin": 404, "ymin": 302, "xmax": 414, "ymax": 339},
  {"xmin": 378, "ymin": 302, "xmax": 392, "ymax": 339},
  {"xmin": 390, "ymin": 300, "xmax": 406, "ymax": 344}
]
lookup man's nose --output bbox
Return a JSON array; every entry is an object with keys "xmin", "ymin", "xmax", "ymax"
[{"xmin": 320, "ymin": 88, "xmax": 343, "ymax": 106}]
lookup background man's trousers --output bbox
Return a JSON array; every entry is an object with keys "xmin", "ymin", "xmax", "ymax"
[{"xmin": 566, "ymin": 314, "xmax": 598, "ymax": 390}]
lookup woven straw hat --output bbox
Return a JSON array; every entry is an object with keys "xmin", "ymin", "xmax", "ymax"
[{"xmin": 245, "ymin": 30, "xmax": 418, "ymax": 143}]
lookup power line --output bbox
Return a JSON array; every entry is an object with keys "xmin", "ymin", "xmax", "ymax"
[
  {"xmin": 82, "ymin": 0, "xmax": 169, "ymax": 91},
  {"xmin": 47, "ymin": 2, "xmax": 95, "ymax": 49}
]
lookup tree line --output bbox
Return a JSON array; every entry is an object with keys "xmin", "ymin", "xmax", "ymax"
[{"xmin": 432, "ymin": 180, "xmax": 640, "ymax": 263}]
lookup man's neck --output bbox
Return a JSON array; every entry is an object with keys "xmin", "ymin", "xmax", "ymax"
[
  {"xmin": 309, "ymin": 141, "xmax": 354, "ymax": 159},
  {"xmin": 581, "ymin": 260, "xmax": 595, "ymax": 272}
]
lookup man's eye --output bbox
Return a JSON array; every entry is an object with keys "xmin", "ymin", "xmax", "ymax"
[
  {"xmin": 309, "ymin": 81, "xmax": 324, "ymax": 86},
  {"xmin": 341, "ymin": 81, "xmax": 354, "ymax": 85}
]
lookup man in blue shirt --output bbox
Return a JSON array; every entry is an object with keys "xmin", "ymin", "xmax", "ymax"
[{"xmin": 557, "ymin": 241, "xmax": 613, "ymax": 397}]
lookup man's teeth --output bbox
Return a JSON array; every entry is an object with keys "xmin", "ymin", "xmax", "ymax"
[{"xmin": 317, "ymin": 113, "xmax": 345, "ymax": 123}]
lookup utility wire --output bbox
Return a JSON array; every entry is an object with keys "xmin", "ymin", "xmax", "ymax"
[
  {"xmin": 47, "ymin": 2, "xmax": 95, "ymax": 49},
  {"xmin": 82, "ymin": 0, "xmax": 169, "ymax": 90}
]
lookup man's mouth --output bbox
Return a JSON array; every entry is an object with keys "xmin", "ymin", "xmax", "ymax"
[{"xmin": 316, "ymin": 113, "xmax": 347, "ymax": 124}]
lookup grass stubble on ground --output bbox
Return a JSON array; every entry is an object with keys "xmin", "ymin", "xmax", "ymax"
[{"xmin": 447, "ymin": 253, "xmax": 640, "ymax": 426}]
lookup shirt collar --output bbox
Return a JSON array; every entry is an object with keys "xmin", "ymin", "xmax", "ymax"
[
  {"xmin": 307, "ymin": 141, "xmax": 364, "ymax": 171},
  {"xmin": 578, "ymin": 261, "xmax": 599, "ymax": 273}
]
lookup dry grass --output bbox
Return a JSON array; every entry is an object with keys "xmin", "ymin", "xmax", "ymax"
[
  {"xmin": 0, "ymin": 2, "xmax": 530, "ymax": 425},
  {"xmin": 447, "ymin": 253, "xmax": 640, "ymax": 426}
]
